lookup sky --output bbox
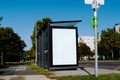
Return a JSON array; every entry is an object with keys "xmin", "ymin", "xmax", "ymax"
[{"xmin": 0, "ymin": 0, "xmax": 120, "ymax": 50}]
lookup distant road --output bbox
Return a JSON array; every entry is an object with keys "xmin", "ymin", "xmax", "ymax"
[{"xmin": 79, "ymin": 60, "xmax": 120, "ymax": 70}]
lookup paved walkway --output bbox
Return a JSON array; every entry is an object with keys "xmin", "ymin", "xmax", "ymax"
[
  {"xmin": 0, "ymin": 75, "xmax": 52, "ymax": 80},
  {"xmin": 51, "ymin": 67, "xmax": 120, "ymax": 77},
  {"xmin": 0, "ymin": 64, "xmax": 40, "ymax": 75},
  {"xmin": 0, "ymin": 64, "xmax": 120, "ymax": 80},
  {"xmin": 0, "ymin": 64, "xmax": 53, "ymax": 80}
]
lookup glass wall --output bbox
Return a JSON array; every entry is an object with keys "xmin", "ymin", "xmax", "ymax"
[
  {"xmin": 37, "ymin": 28, "xmax": 49, "ymax": 69},
  {"xmin": 43, "ymin": 28, "xmax": 49, "ymax": 68}
]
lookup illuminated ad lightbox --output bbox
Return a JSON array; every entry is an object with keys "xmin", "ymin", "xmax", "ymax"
[{"xmin": 51, "ymin": 27, "xmax": 78, "ymax": 66}]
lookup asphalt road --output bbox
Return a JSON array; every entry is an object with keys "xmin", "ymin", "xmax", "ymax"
[
  {"xmin": 79, "ymin": 60, "xmax": 120, "ymax": 70},
  {"xmin": 0, "ymin": 63, "xmax": 40, "ymax": 76}
]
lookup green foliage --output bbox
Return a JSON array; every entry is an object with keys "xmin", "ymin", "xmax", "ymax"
[
  {"xmin": 55, "ymin": 75, "xmax": 95, "ymax": 80},
  {"xmin": 78, "ymin": 42, "xmax": 93, "ymax": 59},
  {"xmin": 55, "ymin": 74, "xmax": 120, "ymax": 80},
  {"xmin": 27, "ymin": 48, "xmax": 35, "ymax": 60},
  {"xmin": 98, "ymin": 42, "xmax": 110, "ymax": 59},
  {"xmin": 42, "ymin": 17, "xmax": 52, "ymax": 22},
  {"xmin": 29, "ymin": 62, "xmax": 53, "ymax": 78},
  {"xmin": 30, "ymin": 17, "xmax": 52, "ymax": 56},
  {"xmin": 99, "ymin": 28, "xmax": 120, "ymax": 59},
  {"xmin": 29, "ymin": 63, "xmax": 48, "ymax": 73},
  {"xmin": 98, "ymin": 74, "xmax": 120, "ymax": 80},
  {"xmin": 0, "ymin": 27, "xmax": 26, "ymax": 62}
]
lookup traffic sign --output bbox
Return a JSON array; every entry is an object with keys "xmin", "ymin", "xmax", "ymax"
[{"xmin": 85, "ymin": 0, "xmax": 104, "ymax": 5}]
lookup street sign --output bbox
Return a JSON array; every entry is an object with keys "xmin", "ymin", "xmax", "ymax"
[
  {"xmin": 85, "ymin": 0, "xmax": 104, "ymax": 5},
  {"xmin": 91, "ymin": 17, "xmax": 98, "ymax": 28}
]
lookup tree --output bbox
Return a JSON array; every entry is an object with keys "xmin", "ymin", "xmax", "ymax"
[
  {"xmin": 78, "ymin": 42, "xmax": 93, "ymax": 60},
  {"xmin": 27, "ymin": 48, "xmax": 35, "ymax": 61},
  {"xmin": 30, "ymin": 17, "xmax": 52, "ymax": 59},
  {"xmin": 0, "ymin": 27, "xmax": 26, "ymax": 62},
  {"xmin": 98, "ymin": 42, "xmax": 111, "ymax": 59},
  {"xmin": 99, "ymin": 28, "xmax": 120, "ymax": 59}
]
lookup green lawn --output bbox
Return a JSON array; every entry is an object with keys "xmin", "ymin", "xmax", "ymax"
[
  {"xmin": 29, "ymin": 63, "xmax": 48, "ymax": 73},
  {"xmin": 53, "ymin": 74, "xmax": 120, "ymax": 80},
  {"xmin": 28, "ymin": 62, "xmax": 53, "ymax": 77}
]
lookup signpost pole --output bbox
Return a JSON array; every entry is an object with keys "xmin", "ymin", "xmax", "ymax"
[
  {"xmin": 92, "ymin": 0, "xmax": 98, "ymax": 77},
  {"xmin": 94, "ymin": 6, "xmax": 98, "ymax": 78},
  {"xmin": 84, "ymin": 0, "xmax": 104, "ymax": 77},
  {"xmin": 85, "ymin": 0, "xmax": 104, "ymax": 77}
]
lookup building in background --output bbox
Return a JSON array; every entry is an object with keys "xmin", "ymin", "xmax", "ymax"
[
  {"xmin": 78, "ymin": 24, "xmax": 120, "ymax": 60},
  {"xmin": 78, "ymin": 36, "xmax": 95, "ymax": 51},
  {"xmin": 114, "ymin": 24, "xmax": 120, "ymax": 33},
  {"xmin": 78, "ymin": 36, "xmax": 101, "ymax": 60}
]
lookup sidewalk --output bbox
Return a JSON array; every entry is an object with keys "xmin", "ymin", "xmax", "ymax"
[
  {"xmin": 0, "ymin": 64, "xmax": 54, "ymax": 80},
  {"xmin": 0, "ymin": 75, "xmax": 52, "ymax": 80},
  {"xmin": 51, "ymin": 67, "xmax": 120, "ymax": 77},
  {"xmin": 0, "ymin": 67, "xmax": 120, "ymax": 80}
]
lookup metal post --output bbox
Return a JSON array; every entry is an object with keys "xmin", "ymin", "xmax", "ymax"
[
  {"xmin": 94, "ymin": 9, "xmax": 98, "ymax": 77},
  {"xmin": 93, "ymin": 0, "xmax": 98, "ymax": 77},
  {"xmin": 84, "ymin": 0, "xmax": 104, "ymax": 77}
]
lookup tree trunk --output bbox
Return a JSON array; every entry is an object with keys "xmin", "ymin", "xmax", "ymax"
[{"xmin": 111, "ymin": 49, "xmax": 114, "ymax": 59}]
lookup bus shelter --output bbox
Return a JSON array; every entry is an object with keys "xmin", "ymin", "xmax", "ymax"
[{"xmin": 37, "ymin": 20, "xmax": 81, "ymax": 70}]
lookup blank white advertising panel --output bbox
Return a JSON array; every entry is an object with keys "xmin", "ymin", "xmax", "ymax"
[{"xmin": 52, "ymin": 28, "xmax": 77, "ymax": 65}]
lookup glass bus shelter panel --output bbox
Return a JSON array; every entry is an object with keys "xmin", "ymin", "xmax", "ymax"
[
  {"xmin": 37, "ymin": 36, "xmax": 40, "ymax": 66},
  {"xmin": 43, "ymin": 29, "xmax": 49, "ymax": 68},
  {"xmin": 38, "ymin": 34, "xmax": 43, "ymax": 67}
]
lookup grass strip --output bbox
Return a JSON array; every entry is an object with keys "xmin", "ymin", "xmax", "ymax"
[
  {"xmin": 54, "ymin": 74, "xmax": 120, "ymax": 80},
  {"xmin": 28, "ymin": 63, "xmax": 53, "ymax": 77}
]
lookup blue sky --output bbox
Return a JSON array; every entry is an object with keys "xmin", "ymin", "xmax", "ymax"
[{"xmin": 0, "ymin": 0, "xmax": 120, "ymax": 50}]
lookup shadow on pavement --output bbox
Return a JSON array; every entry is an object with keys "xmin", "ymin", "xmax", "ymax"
[{"xmin": 78, "ymin": 66, "xmax": 92, "ymax": 75}]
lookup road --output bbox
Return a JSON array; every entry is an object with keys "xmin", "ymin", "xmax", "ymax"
[{"xmin": 79, "ymin": 60, "xmax": 120, "ymax": 70}]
